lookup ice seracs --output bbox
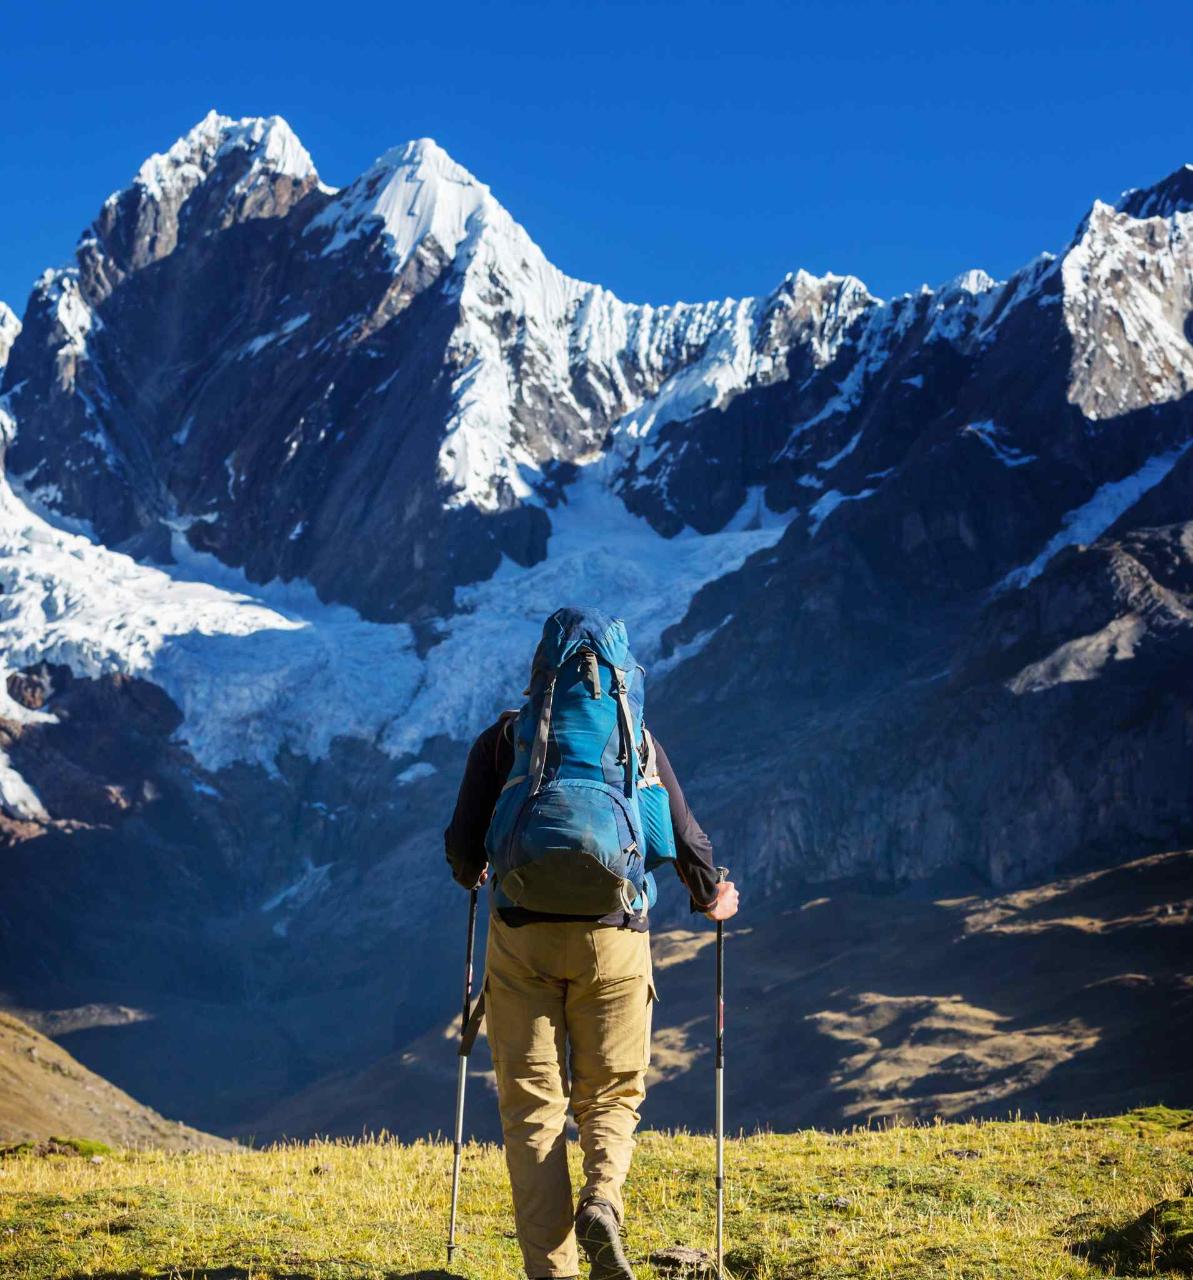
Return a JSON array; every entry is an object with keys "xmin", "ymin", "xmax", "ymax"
[{"xmin": 0, "ymin": 436, "xmax": 790, "ymax": 772}]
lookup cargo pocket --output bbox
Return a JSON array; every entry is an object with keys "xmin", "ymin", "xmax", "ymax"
[
  {"xmin": 643, "ymin": 977, "xmax": 658, "ymax": 1072},
  {"xmin": 592, "ymin": 923, "xmax": 651, "ymax": 983},
  {"xmin": 574, "ymin": 931, "xmax": 654, "ymax": 1073}
]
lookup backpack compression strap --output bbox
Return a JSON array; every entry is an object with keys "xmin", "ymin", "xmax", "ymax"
[
  {"xmin": 526, "ymin": 671, "xmax": 557, "ymax": 796},
  {"xmin": 583, "ymin": 650, "xmax": 602, "ymax": 699}
]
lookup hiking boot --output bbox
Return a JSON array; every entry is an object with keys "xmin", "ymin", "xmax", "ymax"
[{"xmin": 575, "ymin": 1197, "xmax": 635, "ymax": 1280}]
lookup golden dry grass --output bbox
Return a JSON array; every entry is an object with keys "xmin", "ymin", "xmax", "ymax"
[{"xmin": 1, "ymin": 1109, "xmax": 1190, "ymax": 1278}]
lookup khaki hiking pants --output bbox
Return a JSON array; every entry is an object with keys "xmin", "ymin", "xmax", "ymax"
[{"xmin": 485, "ymin": 915, "xmax": 655, "ymax": 1279}]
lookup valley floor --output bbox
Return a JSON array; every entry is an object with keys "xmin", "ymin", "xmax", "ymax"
[{"xmin": 1, "ymin": 1109, "xmax": 1190, "ymax": 1279}]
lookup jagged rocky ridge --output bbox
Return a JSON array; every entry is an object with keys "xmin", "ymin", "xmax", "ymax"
[
  {"xmin": 1, "ymin": 117, "xmax": 1191, "ymax": 1133},
  {"xmin": 0, "ymin": 304, "xmax": 19, "ymax": 369}
]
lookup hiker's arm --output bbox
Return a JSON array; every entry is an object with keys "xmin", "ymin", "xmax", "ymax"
[
  {"xmin": 444, "ymin": 723, "xmax": 503, "ymax": 889},
  {"xmin": 651, "ymin": 737, "xmax": 723, "ymax": 914}
]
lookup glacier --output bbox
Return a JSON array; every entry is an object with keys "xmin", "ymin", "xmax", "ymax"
[{"xmin": 0, "ymin": 435, "xmax": 792, "ymax": 774}]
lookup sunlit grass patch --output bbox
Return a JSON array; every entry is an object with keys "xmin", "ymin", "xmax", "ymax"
[{"xmin": 0, "ymin": 1110, "xmax": 1189, "ymax": 1278}]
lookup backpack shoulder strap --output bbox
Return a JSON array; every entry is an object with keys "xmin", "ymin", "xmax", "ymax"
[
  {"xmin": 495, "ymin": 709, "xmax": 518, "ymax": 764},
  {"xmin": 611, "ymin": 667, "xmax": 638, "ymax": 796},
  {"xmin": 639, "ymin": 726, "xmax": 661, "ymax": 786}
]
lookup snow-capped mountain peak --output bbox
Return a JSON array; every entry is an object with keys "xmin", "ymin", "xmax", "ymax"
[
  {"xmin": 79, "ymin": 112, "xmax": 321, "ymax": 293},
  {"xmin": 301, "ymin": 134, "xmax": 787, "ymax": 513},
  {"xmin": 1063, "ymin": 183, "xmax": 1193, "ymax": 419},
  {"xmin": 941, "ymin": 268, "xmax": 999, "ymax": 298},
  {"xmin": 116, "ymin": 109, "xmax": 317, "ymax": 209},
  {"xmin": 308, "ymin": 134, "xmax": 494, "ymax": 270},
  {"xmin": 6, "ymin": 118, "xmax": 1192, "ymax": 633}
]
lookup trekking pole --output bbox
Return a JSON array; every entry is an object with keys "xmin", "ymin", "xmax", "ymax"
[
  {"xmin": 714, "ymin": 865, "xmax": 729, "ymax": 1280},
  {"xmin": 446, "ymin": 885, "xmax": 479, "ymax": 1266}
]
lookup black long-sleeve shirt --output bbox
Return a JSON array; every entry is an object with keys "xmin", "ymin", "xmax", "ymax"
[{"xmin": 444, "ymin": 714, "xmax": 720, "ymax": 927}]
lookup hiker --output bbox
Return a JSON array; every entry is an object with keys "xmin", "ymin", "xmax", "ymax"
[{"xmin": 445, "ymin": 606, "xmax": 739, "ymax": 1280}]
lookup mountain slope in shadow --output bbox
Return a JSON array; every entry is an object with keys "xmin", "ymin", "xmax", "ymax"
[
  {"xmin": 242, "ymin": 848, "xmax": 1192, "ymax": 1141},
  {"xmin": 0, "ymin": 1010, "xmax": 232, "ymax": 1150}
]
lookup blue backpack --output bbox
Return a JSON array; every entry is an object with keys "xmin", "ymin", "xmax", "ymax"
[{"xmin": 486, "ymin": 606, "xmax": 676, "ymax": 916}]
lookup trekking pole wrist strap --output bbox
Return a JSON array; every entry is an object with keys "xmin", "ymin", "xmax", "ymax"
[{"xmin": 459, "ymin": 990, "xmax": 486, "ymax": 1057}]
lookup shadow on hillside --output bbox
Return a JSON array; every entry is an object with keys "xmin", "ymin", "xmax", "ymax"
[
  {"xmin": 1065, "ymin": 1204, "xmax": 1193, "ymax": 1277},
  {"xmin": 640, "ymin": 848, "xmax": 1193, "ymax": 1130}
]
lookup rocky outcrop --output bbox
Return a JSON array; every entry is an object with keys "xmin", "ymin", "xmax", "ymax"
[{"xmin": 653, "ymin": 473, "xmax": 1193, "ymax": 893}]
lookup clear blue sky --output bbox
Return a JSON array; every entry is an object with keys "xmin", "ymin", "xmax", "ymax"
[{"xmin": 2, "ymin": 1, "xmax": 1190, "ymax": 314}]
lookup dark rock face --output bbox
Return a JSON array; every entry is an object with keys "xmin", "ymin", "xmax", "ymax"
[
  {"xmin": 653, "ymin": 462, "xmax": 1193, "ymax": 893},
  {"xmin": 1, "ymin": 118, "xmax": 1192, "ymax": 1134}
]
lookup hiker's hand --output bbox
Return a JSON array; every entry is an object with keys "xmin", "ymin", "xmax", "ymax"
[
  {"xmin": 704, "ymin": 880, "xmax": 739, "ymax": 921},
  {"xmin": 473, "ymin": 865, "xmax": 489, "ymax": 888}
]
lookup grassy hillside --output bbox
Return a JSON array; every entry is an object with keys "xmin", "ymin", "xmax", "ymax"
[
  {"xmin": 1, "ymin": 1110, "xmax": 1190, "ymax": 1278},
  {"xmin": 0, "ymin": 1013, "xmax": 230, "ymax": 1153}
]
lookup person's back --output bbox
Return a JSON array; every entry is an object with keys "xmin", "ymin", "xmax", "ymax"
[{"xmin": 445, "ymin": 605, "xmax": 739, "ymax": 1280}]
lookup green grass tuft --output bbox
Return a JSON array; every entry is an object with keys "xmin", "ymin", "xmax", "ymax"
[
  {"xmin": 46, "ymin": 1138, "xmax": 114, "ymax": 1159},
  {"xmin": 1083, "ymin": 1107, "xmax": 1193, "ymax": 1136}
]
